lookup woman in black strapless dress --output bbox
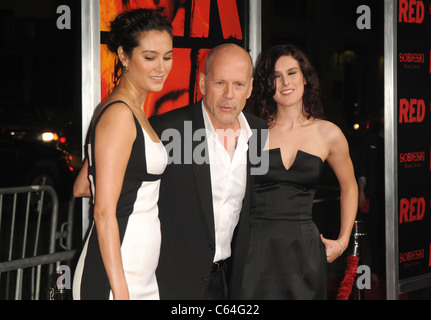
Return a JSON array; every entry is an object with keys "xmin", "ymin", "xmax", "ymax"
[{"xmin": 230, "ymin": 44, "xmax": 358, "ymax": 300}]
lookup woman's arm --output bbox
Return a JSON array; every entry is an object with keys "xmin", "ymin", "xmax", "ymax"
[
  {"xmin": 92, "ymin": 103, "xmax": 136, "ymax": 299},
  {"xmin": 321, "ymin": 124, "xmax": 358, "ymax": 263}
]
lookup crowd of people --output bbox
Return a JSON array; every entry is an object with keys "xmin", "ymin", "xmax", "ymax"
[{"xmin": 71, "ymin": 8, "xmax": 358, "ymax": 300}]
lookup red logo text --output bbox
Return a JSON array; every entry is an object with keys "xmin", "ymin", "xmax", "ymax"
[
  {"xmin": 399, "ymin": 0, "xmax": 425, "ymax": 23},
  {"xmin": 399, "ymin": 151, "xmax": 426, "ymax": 163},
  {"xmin": 400, "ymin": 248, "xmax": 425, "ymax": 263},
  {"xmin": 399, "ymin": 98, "xmax": 426, "ymax": 123},
  {"xmin": 399, "ymin": 52, "xmax": 425, "ymax": 63},
  {"xmin": 399, "ymin": 197, "xmax": 426, "ymax": 223}
]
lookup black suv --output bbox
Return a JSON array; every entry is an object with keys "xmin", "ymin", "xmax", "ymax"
[{"xmin": 0, "ymin": 103, "xmax": 82, "ymax": 200}]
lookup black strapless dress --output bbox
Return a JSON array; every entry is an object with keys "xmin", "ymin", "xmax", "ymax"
[{"xmin": 239, "ymin": 148, "xmax": 327, "ymax": 300}]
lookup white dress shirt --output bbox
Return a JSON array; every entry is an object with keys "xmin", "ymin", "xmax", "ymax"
[{"xmin": 201, "ymin": 102, "xmax": 252, "ymax": 262}]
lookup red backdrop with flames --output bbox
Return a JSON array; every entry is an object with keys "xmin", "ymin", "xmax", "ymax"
[{"xmin": 100, "ymin": 0, "xmax": 246, "ymax": 117}]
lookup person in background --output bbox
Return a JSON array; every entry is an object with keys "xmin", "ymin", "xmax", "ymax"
[
  {"xmin": 72, "ymin": 9, "xmax": 173, "ymax": 300},
  {"xmin": 230, "ymin": 43, "xmax": 358, "ymax": 300}
]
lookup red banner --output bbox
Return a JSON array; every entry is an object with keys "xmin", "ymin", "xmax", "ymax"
[{"xmin": 100, "ymin": 0, "xmax": 246, "ymax": 117}]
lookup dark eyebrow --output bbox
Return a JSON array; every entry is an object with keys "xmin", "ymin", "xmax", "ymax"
[
  {"xmin": 142, "ymin": 50, "xmax": 174, "ymax": 55},
  {"xmin": 275, "ymin": 67, "xmax": 299, "ymax": 72}
]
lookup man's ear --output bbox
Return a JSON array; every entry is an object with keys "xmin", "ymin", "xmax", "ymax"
[
  {"xmin": 247, "ymin": 77, "xmax": 254, "ymax": 99},
  {"xmin": 198, "ymin": 72, "xmax": 206, "ymax": 96}
]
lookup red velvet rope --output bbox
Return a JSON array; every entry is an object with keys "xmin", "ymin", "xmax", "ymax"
[{"xmin": 336, "ymin": 255, "xmax": 359, "ymax": 300}]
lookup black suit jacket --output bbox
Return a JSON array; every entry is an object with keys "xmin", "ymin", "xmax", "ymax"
[{"xmin": 150, "ymin": 101, "xmax": 267, "ymax": 299}]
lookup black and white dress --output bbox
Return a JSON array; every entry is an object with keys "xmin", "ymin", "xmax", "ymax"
[{"xmin": 72, "ymin": 101, "xmax": 167, "ymax": 300}]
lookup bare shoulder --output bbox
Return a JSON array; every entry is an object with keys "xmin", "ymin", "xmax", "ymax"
[
  {"xmin": 313, "ymin": 118, "xmax": 342, "ymax": 133},
  {"xmin": 100, "ymin": 100, "xmax": 133, "ymax": 117},
  {"xmin": 95, "ymin": 100, "xmax": 137, "ymax": 145},
  {"xmin": 313, "ymin": 119, "xmax": 346, "ymax": 144},
  {"xmin": 97, "ymin": 100, "xmax": 135, "ymax": 127}
]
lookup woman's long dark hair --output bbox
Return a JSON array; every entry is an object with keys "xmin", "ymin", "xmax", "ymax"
[{"xmin": 246, "ymin": 44, "xmax": 323, "ymax": 127}]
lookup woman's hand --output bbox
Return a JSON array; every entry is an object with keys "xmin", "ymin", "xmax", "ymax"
[
  {"xmin": 73, "ymin": 159, "xmax": 92, "ymax": 198},
  {"xmin": 320, "ymin": 234, "xmax": 345, "ymax": 263}
]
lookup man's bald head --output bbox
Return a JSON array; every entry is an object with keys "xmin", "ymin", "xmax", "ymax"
[{"xmin": 204, "ymin": 43, "xmax": 253, "ymax": 78}]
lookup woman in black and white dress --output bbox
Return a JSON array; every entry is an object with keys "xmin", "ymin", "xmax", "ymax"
[{"xmin": 72, "ymin": 9, "xmax": 173, "ymax": 300}]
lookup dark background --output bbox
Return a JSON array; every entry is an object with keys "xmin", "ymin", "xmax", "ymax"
[
  {"xmin": 0, "ymin": 0, "xmax": 81, "ymax": 125},
  {"xmin": 262, "ymin": 0, "xmax": 384, "ymax": 191}
]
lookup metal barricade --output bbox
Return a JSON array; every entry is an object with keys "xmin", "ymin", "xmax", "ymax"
[{"xmin": 0, "ymin": 185, "xmax": 75, "ymax": 300}]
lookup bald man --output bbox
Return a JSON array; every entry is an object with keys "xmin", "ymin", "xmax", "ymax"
[{"xmin": 150, "ymin": 44, "xmax": 268, "ymax": 299}]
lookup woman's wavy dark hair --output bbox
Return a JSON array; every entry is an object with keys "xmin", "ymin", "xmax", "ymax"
[
  {"xmin": 246, "ymin": 44, "xmax": 323, "ymax": 127},
  {"xmin": 107, "ymin": 8, "xmax": 173, "ymax": 62}
]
